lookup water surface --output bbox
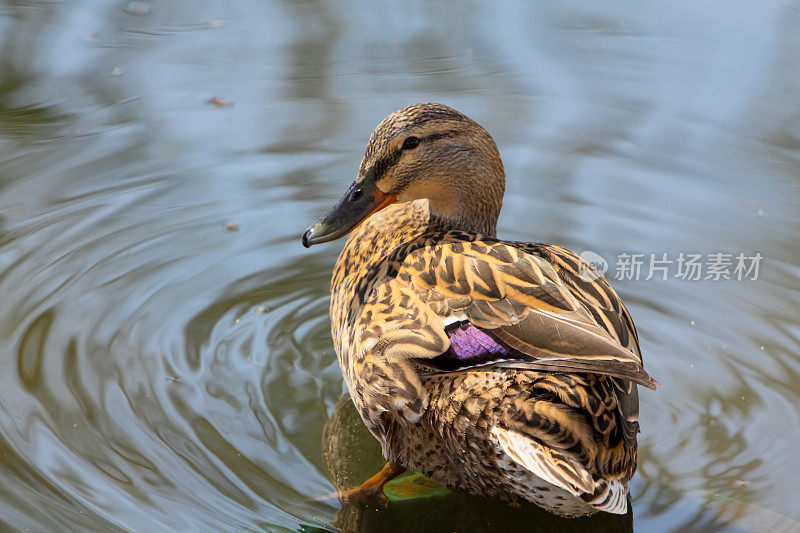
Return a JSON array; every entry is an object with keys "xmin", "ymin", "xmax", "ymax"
[{"xmin": 1, "ymin": 1, "xmax": 799, "ymax": 531}]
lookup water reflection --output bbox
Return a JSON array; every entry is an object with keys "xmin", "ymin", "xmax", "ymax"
[{"xmin": 1, "ymin": 0, "xmax": 800, "ymax": 531}]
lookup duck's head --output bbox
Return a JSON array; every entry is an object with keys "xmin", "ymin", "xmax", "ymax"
[{"xmin": 302, "ymin": 103, "xmax": 505, "ymax": 247}]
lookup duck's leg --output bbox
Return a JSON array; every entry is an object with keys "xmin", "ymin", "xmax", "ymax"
[{"xmin": 336, "ymin": 461, "xmax": 406, "ymax": 508}]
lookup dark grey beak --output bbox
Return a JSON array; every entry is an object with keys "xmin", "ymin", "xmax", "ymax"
[{"xmin": 302, "ymin": 180, "xmax": 396, "ymax": 247}]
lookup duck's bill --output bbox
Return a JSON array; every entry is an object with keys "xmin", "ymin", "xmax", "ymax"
[{"xmin": 302, "ymin": 180, "xmax": 396, "ymax": 247}]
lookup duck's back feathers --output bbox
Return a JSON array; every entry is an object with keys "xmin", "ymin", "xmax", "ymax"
[{"xmin": 396, "ymin": 237, "xmax": 656, "ymax": 389}]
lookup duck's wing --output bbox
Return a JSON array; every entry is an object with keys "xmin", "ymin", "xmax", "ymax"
[{"xmin": 398, "ymin": 239, "xmax": 656, "ymax": 389}]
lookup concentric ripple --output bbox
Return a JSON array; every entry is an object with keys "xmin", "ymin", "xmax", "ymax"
[
  {"xmin": 3, "ymin": 0, "xmax": 800, "ymax": 531},
  {"xmin": 0, "ymin": 172, "xmax": 345, "ymax": 530}
]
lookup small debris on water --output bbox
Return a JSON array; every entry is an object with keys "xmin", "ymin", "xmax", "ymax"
[
  {"xmin": 209, "ymin": 20, "xmax": 223, "ymax": 28},
  {"xmin": 756, "ymin": 209, "xmax": 765, "ymax": 217},
  {"xmin": 125, "ymin": 1, "xmax": 151, "ymax": 16},
  {"xmin": 111, "ymin": 66, "xmax": 124, "ymax": 76},
  {"xmin": 125, "ymin": 1, "xmax": 151, "ymax": 15},
  {"xmin": 208, "ymin": 97, "xmax": 231, "ymax": 108}
]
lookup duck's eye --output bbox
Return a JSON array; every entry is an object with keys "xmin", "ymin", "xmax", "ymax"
[
  {"xmin": 349, "ymin": 187, "xmax": 363, "ymax": 201},
  {"xmin": 402, "ymin": 136, "xmax": 420, "ymax": 150}
]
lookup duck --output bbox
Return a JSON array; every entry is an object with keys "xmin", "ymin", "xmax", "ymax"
[{"xmin": 302, "ymin": 103, "xmax": 658, "ymax": 517}]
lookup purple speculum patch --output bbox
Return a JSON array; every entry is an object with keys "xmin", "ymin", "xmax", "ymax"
[{"xmin": 430, "ymin": 321, "xmax": 515, "ymax": 370}]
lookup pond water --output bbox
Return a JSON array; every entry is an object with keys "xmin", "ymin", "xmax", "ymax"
[{"xmin": 1, "ymin": 1, "xmax": 799, "ymax": 531}]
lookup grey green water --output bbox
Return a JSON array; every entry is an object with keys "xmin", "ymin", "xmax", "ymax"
[{"xmin": 1, "ymin": 1, "xmax": 799, "ymax": 531}]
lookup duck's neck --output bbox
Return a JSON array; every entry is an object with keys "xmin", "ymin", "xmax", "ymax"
[
  {"xmin": 418, "ymin": 176, "xmax": 502, "ymax": 237},
  {"xmin": 429, "ymin": 211, "xmax": 497, "ymax": 237}
]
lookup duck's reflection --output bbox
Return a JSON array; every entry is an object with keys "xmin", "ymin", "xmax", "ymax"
[{"xmin": 322, "ymin": 395, "xmax": 633, "ymax": 533}]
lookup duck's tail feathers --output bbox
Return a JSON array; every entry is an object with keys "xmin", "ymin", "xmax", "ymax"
[{"xmin": 492, "ymin": 427, "xmax": 628, "ymax": 515}]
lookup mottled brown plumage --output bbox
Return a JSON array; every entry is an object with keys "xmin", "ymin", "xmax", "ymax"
[{"xmin": 303, "ymin": 103, "xmax": 657, "ymax": 516}]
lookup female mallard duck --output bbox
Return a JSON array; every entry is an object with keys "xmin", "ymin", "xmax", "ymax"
[{"xmin": 302, "ymin": 103, "xmax": 658, "ymax": 517}]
